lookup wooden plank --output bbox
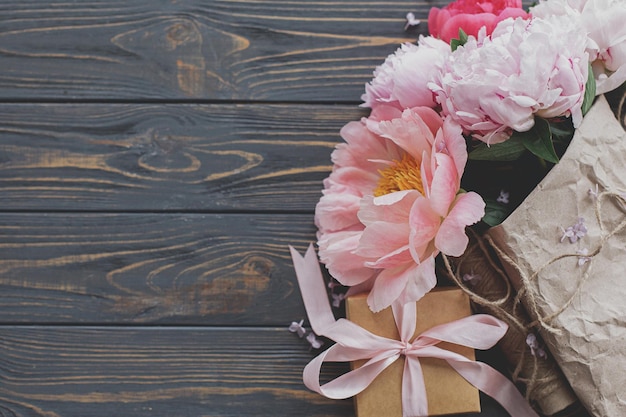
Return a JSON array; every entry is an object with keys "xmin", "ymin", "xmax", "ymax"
[
  {"xmin": 0, "ymin": 103, "xmax": 365, "ymax": 212},
  {"xmin": 0, "ymin": 326, "xmax": 509, "ymax": 417},
  {"xmin": 0, "ymin": 326, "xmax": 354, "ymax": 417},
  {"xmin": 0, "ymin": 213, "xmax": 322, "ymax": 325},
  {"xmin": 0, "ymin": 0, "xmax": 440, "ymax": 101}
]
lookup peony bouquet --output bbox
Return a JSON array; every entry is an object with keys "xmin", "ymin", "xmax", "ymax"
[{"xmin": 290, "ymin": 0, "xmax": 626, "ymax": 416}]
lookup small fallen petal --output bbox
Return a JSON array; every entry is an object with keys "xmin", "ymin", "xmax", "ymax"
[
  {"xmin": 559, "ymin": 226, "xmax": 574, "ymax": 243},
  {"xmin": 288, "ymin": 319, "xmax": 307, "ymax": 338},
  {"xmin": 577, "ymin": 248, "xmax": 591, "ymax": 267},
  {"xmin": 536, "ymin": 347, "xmax": 547, "ymax": 359},
  {"xmin": 496, "ymin": 190, "xmax": 510, "ymax": 204},
  {"xmin": 560, "ymin": 218, "xmax": 587, "ymax": 243},
  {"xmin": 588, "ymin": 184, "xmax": 599, "ymax": 200},
  {"xmin": 404, "ymin": 12, "xmax": 420, "ymax": 30},
  {"xmin": 526, "ymin": 333, "xmax": 546, "ymax": 359},
  {"xmin": 462, "ymin": 272, "xmax": 482, "ymax": 286},
  {"xmin": 306, "ymin": 332, "xmax": 324, "ymax": 349},
  {"xmin": 331, "ymin": 292, "xmax": 346, "ymax": 308},
  {"xmin": 526, "ymin": 333, "xmax": 538, "ymax": 349}
]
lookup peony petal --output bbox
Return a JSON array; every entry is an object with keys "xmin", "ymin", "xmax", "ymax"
[
  {"xmin": 315, "ymin": 191, "xmax": 361, "ymax": 232},
  {"xmin": 398, "ymin": 257, "xmax": 437, "ymax": 305},
  {"xmin": 358, "ymin": 191, "xmax": 419, "ymax": 226},
  {"xmin": 364, "ymin": 245, "xmax": 413, "ymax": 269},
  {"xmin": 368, "ymin": 105, "xmax": 404, "ymax": 126},
  {"xmin": 439, "ymin": 13, "xmax": 497, "ymax": 43},
  {"xmin": 428, "ymin": 7, "xmax": 443, "ymax": 38},
  {"xmin": 376, "ymin": 108, "xmax": 437, "ymax": 161},
  {"xmin": 596, "ymin": 65, "xmax": 626, "ymax": 94},
  {"xmin": 497, "ymin": 7, "xmax": 528, "ymax": 21},
  {"xmin": 407, "ymin": 107, "xmax": 444, "ymax": 137},
  {"xmin": 318, "ymin": 230, "xmax": 375, "ymax": 286},
  {"xmin": 435, "ymin": 192, "xmax": 486, "ymax": 256},
  {"xmin": 408, "ymin": 197, "xmax": 441, "ymax": 263},
  {"xmin": 367, "ymin": 265, "xmax": 411, "ymax": 312},
  {"xmin": 438, "ymin": 118, "xmax": 467, "ymax": 179},
  {"xmin": 356, "ymin": 221, "xmax": 410, "ymax": 259},
  {"xmin": 337, "ymin": 121, "xmax": 391, "ymax": 167},
  {"xmin": 331, "ymin": 166, "xmax": 379, "ymax": 195},
  {"xmin": 429, "ymin": 153, "xmax": 459, "ymax": 217}
]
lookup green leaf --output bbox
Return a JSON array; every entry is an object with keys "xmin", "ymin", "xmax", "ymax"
[
  {"xmin": 459, "ymin": 28, "xmax": 468, "ymax": 43},
  {"xmin": 516, "ymin": 117, "xmax": 559, "ymax": 164},
  {"xmin": 482, "ymin": 199, "xmax": 510, "ymax": 227},
  {"xmin": 549, "ymin": 121, "xmax": 574, "ymax": 143},
  {"xmin": 582, "ymin": 62, "xmax": 596, "ymax": 116},
  {"xmin": 451, "ymin": 28, "xmax": 469, "ymax": 52},
  {"xmin": 468, "ymin": 136, "xmax": 526, "ymax": 161}
]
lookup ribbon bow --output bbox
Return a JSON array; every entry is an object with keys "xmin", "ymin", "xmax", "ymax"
[{"xmin": 290, "ymin": 245, "xmax": 539, "ymax": 417}]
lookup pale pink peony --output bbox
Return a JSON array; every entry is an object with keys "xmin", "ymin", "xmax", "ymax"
[
  {"xmin": 429, "ymin": 17, "xmax": 589, "ymax": 144},
  {"xmin": 428, "ymin": 0, "xmax": 528, "ymax": 43},
  {"xmin": 316, "ymin": 107, "xmax": 485, "ymax": 312},
  {"xmin": 361, "ymin": 37, "xmax": 451, "ymax": 111},
  {"xmin": 531, "ymin": 0, "xmax": 626, "ymax": 94}
]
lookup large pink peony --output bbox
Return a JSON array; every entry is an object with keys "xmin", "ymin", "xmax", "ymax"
[
  {"xmin": 361, "ymin": 37, "xmax": 451, "ymax": 111},
  {"xmin": 428, "ymin": 0, "xmax": 528, "ymax": 43},
  {"xmin": 429, "ymin": 16, "xmax": 589, "ymax": 144},
  {"xmin": 531, "ymin": 0, "xmax": 626, "ymax": 95},
  {"xmin": 315, "ymin": 107, "xmax": 485, "ymax": 312}
]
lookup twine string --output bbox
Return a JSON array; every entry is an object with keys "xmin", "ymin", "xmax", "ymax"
[
  {"xmin": 442, "ymin": 190, "xmax": 626, "ymax": 409},
  {"xmin": 486, "ymin": 190, "xmax": 626, "ymax": 333}
]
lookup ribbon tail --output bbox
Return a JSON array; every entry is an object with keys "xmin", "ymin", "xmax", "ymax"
[
  {"xmin": 403, "ymin": 357, "xmax": 429, "ymax": 417},
  {"xmin": 289, "ymin": 244, "xmax": 336, "ymax": 335},
  {"xmin": 450, "ymin": 360, "xmax": 539, "ymax": 417}
]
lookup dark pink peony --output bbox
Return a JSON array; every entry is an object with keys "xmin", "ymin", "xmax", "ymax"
[{"xmin": 428, "ymin": 0, "xmax": 528, "ymax": 43}]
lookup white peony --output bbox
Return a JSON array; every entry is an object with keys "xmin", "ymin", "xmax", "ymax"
[
  {"xmin": 361, "ymin": 36, "xmax": 450, "ymax": 110},
  {"xmin": 429, "ymin": 16, "xmax": 589, "ymax": 144},
  {"xmin": 531, "ymin": 0, "xmax": 626, "ymax": 94}
]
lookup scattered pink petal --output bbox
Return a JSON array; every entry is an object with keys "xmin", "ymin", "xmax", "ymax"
[
  {"xmin": 288, "ymin": 319, "xmax": 307, "ymax": 338},
  {"xmin": 588, "ymin": 184, "xmax": 599, "ymax": 200},
  {"xmin": 331, "ymin": 292, "xmax": 346, "ymax": 308},
  {"xmin": 526, "ymin": 333, "xmax": 547, "ymax": 359},
  {"xmin": 560, "ymin": 217, "xmax": 587, "ymax": 243},
  {"xmin": 462, "ymin": 272, "xmax": 482, "ymax": 285},
  {"xmin": 404, "ymin": 12, "xmax": 421, "ymax": 30},
  {"xmin": 577, "ymin": 248, "xmax": 592, "ymax": 267},
  {"xmin": 496, "ymin": 190, "xmax": 509, "ymax": 204},
  {"xmin": 306, "ymin": 333, "xmax": 324, "ymax": 349}
]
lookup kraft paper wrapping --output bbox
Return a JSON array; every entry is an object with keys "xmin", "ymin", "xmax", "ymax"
[{"xmin": 487, "ymin": 95, "xmax": 626, "ymax": 417}]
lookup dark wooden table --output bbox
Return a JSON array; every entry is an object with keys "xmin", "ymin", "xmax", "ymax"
[{"xmin": 0, "ymin": 1, "xmax": 540, "ymax": 416}]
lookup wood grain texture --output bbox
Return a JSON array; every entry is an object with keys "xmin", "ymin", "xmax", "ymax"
[
  {"xmin": 0, "ymin": 326, "xmax": 353, "ymax": 417},
  {"xmin": 0, "ymin": 0, "xmax": 442, "ymax": 101},
  {"xmin": 0, "ymin": 326, "xmax": 509, "ymax": 417},
  {"xmin": 0, "ymin": 1, "xmax": 532, "ymax": 415},
  {"xmin": 0, "ymin": 213, "xmax": 323, "ymax": 325},
  {"xmin": 0, "ymin": 103, "xmax": 366, "ymax": 212}
]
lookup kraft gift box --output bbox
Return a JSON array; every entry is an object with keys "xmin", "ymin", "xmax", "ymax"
[{"xmin": 346, "ymin": 287, "xmax": 481, "ymax": 417}]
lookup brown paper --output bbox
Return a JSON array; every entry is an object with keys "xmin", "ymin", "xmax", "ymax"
[
  {"xmin": 487, "ymin": 95, "xmax": 626, "ymax": 417},
  {"xmin": 346, "ymin": 287, "xmax": 481, "ymax": 417}
]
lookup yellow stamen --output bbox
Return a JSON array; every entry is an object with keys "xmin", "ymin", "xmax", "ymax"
[{"xmin": 373, "ymin": 154, "xmax": 424, "ymax": 197}]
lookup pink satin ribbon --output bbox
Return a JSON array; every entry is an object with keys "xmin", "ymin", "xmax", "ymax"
[{"xmin": 290, "ymin": 245, "xmax": 539, "ymax": 417}]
